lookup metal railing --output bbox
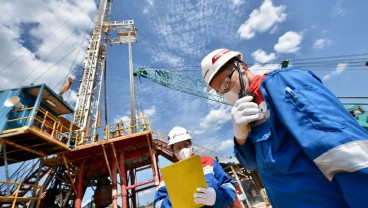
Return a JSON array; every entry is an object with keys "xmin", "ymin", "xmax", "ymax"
[
  {"xmin": 0, "ymin": 180, "xmax": 43, "ymax": 208},
  {"xmin": 33, "ymin": 108, "xmax": 70, "ymax": 144},
  {"xmin": 72, "ymin": 116, "xmax": 151, "ymax": 146},
  {"xmin": 3, "ymin": 107, "xmax": 70, "ymax": 145}
]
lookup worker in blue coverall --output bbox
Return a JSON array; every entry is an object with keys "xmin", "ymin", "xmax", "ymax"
[
  {"xmin": 154, "ymin": 126, "xmax": 236, "ymax": 208},
  {"xmin": 200, "ymin": 49, "xmax": 368, "ymax": 208}
]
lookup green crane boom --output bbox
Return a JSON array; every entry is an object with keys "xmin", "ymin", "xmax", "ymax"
[
  {"xmin": 133, "ymin": 68, "xmax": 229, "ymax": 105},
  {"xmin": 133, "ymin": 67, "xmax": 368, "ymax": 130}
]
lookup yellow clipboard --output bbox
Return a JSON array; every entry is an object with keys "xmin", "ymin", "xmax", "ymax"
[{"xmin": 161, "ymin": 155, "xmax": 207, "ymax": 208}]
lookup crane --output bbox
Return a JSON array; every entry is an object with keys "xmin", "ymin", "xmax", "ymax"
[{"xmin": 133, "ymin": 67, "xmax": 228, "ymax": 105}]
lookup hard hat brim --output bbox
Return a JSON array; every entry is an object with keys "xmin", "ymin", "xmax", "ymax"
[{"xmin": 168, "ymin": 134, "xmax": 192, "ymax": 147}]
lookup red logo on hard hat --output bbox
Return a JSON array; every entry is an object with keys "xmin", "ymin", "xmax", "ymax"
[{"xmin": 212, "ymin": 49, "xmax": 230, "ymax": 64}]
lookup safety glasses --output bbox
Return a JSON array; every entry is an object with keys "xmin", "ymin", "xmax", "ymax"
[
  {"xmin": 217, "ymin": 67, "xmax": 236, "ymax": 95},
  {"xmin": 216, "ymin": 60, "xmax": 250, "ymax": 98}
]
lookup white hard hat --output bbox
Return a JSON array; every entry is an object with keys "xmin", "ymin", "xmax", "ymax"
[
  {"xmin": 201, "ymin": 49, "xmax": 243, "ymax": 91},
  {"xmin": 168, "ymin": 126, "xmax": 192, "ymax": 147}
]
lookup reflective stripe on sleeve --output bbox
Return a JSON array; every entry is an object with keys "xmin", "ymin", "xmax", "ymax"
[
  {"xmin": 314, "ymin": 140, "xmax": 368, "ymax": 181},
  {"xmin": 155, "ymin": 199, "xmax": 163, "ymax": 208},
  {"xmin": 203, "ymin": 165, "xmax": 214, "ymax": 175},
  {"xmin": 221, "ymin": 182, "xmax": 236, "ymax": 191},
  {"xmin": 156, "ymin": 180, "xmax": 165, "ymax": 190}
]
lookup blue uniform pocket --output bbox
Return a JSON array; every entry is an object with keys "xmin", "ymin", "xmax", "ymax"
[
  {"xmin": 249, "ymin": 121, "xmax": 288, "ymax": 175},
  {"xmin": 285, "ymin": 85, "xmax": 346, "ymax": 131}
]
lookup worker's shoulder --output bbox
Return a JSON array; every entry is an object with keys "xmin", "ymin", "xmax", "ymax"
[
  {"xmin": 264, "ymin": 68, "xmax": 317, "ymax": 82},
  {"xmin": 200, "ymin": 156, "xmax": 217, "ymax": 168},
  {"xmin": 265, "ymin": 67, "xmax": 308, "ymax": 76}
]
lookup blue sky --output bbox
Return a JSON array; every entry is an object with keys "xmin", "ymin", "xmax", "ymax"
[{"xmin": 1, "ymin": 0, "xmax": 368, "ymax": 205}]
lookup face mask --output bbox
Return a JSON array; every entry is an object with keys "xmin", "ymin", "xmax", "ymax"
[
  {"xmin": 223, "ymin": 90, "xmax": 239, "ymax": 106},
  {"xmin": 175, "ymin": 147, "xmax": 193, "ymax": 160},
  {"xmin": 222, "ymin": 73, "xmax": 250, "ymax": 106}
]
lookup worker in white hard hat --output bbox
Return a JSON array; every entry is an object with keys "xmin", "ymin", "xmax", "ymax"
[
  {"xmin": 200, "ymin": 49, "xmax": 368, "ymax": 208},
  {"xmin": 153, "ymin": 126, "xmax": 236, "ymax": 208}
]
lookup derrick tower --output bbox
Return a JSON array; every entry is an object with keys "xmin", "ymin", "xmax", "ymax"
[{"xmin": 0, "ymin": 1, "xmax": 179, "ymax": 207}]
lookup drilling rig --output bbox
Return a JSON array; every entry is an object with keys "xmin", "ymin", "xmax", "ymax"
[
  {"xmin": 4, "ymin": 1, "xmax": 367, "ymax": 208},
  {"xmin": 0, "ymin": 1, "xmax": 252, "ymax": 207},
  {"xmin": 0, "ymin": 0, "xmax": 173, "ymax": 207}
]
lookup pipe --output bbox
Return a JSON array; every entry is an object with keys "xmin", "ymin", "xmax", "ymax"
[{"xmin": 119, "ymin": 153, "xmax": 128, "ymax": 208}]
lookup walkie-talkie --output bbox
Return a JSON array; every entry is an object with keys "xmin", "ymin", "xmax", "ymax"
[
  {"xmin": 236, "ymin": 61, "xmax": 252, "ymax": 99},
  {"xmin": 236, "ymin": 61, "xmax": 251, "ymax": 134}
]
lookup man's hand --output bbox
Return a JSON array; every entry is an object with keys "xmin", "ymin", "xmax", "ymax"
[
  {"xmin": 231, "ymin": 96, "xmax": 264, "ymax": 140},
  {"xmin": 194, "ymin": 187, "xmax": 216, "ymax": 206}
]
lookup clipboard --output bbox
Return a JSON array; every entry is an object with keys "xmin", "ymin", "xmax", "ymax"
[{"xmin": 161, "ymin": 155, "xmax": 207, "ymax": 208}]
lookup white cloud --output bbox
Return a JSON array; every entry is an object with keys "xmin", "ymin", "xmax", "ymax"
[
  {"xmin": 113, "ymin": 115, "xmax": 130, "ymax": 124},
  {"xmin": 0, "ymin": 0, "xmax": 96, "ymax": 94},
  {"xmin": 274, "ymin": 31, "xmax": 302, "ymax": 53},
  {"xmin": 323, "ymin": 63, "xmax": 348, "ymax": 80},
  {"xmin": 219, "ymin": 140, "xmax": 233, "ymax": 151},
  {"xmin": 332, "ymin": 0, "xmax": 348, "ymax": 18},
  {"xmin": 146, "ymin": 0, "xmax": 154, "ymax": 6},
  {"xmin": 313, "ymin": 38, "xmax": 332, "ymax": 49},
  {"xmin": 141, "ymin": 1, "xmax": 259, "ymax": 65},
  {"xmin": 143, "ymin": 106, "xmax": 156, "ymax": 117},
  {"xmin": 232, "ymin": 0, "xmax": 244, "ymax": 6},
  {"xmin": 251, "ymin": 49, "xmax": 276, "ymax": 64},
  {"xmin": 192, "ymin": 106, "xmax": 231, "ymax": 135},
  {"xmin": 143, "ymin": 0, "xmax": 154, "ymax": 14},
  {"xmin": 237, "ymin": 0, "xmax": 287, "ymax": 39},
  {"xmin": 249, "ymin": 63, "xmax": 280, "ymax": 75}
]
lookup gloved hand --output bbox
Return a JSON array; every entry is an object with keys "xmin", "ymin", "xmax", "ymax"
[
  {"xmin": 231, "ymin": 96, "xmax": 264, "ymax": 140},
  {"xmin": 194, "ymin": 187, "xmax": 216, "ymax": 206}
]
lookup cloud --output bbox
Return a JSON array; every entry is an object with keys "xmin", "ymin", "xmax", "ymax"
[
  {"xmin": 113, "ymin": 115, "xmax": 130, "ymax": 124},
  {"xmin": 143, "ymin": 0, "xmax": 154, "ymax": 14},
  {"xmin": 251, "ymin": 49, "xmax": 276, "ymax": 64},
  {"xmin": 274, "ymin": 31, "xmax": 302, "ymax": 53},
  {"xmin": 332, "ymin": 0, "xmax": 348, "ymax": 18},
  {"xmin": 323, "ymin": 63, "xmax": 348, "ymax": 80},
  {"xmin": 143, "ymin": 106, "xmax": 156, "ymax": 117},
  {"xmin": 232, "ymin": 0, "xmax": 245, "ymax": 6},
  {"xmin": 313, "ymin": 38, "xmax": 332, "ymax": 49},
  {"xmin": 0, "ymin": 0, "xmax": 96, "ymax": 98},
  {"xmin": 237, "ymin": 0, "xmax": 287, "ymax": 40},
  {"xmin": 141, "ymin": 1, "xmax": 252, "ymax": 66},
  {"xmin": 192, "ymin": 106, "xmax": 231, "ymax": 135},
  {"xmin": 249, "ymin": 63, "xmax": 280, "ymax": 75},
  {"xmin": 219, "ymin": 140, "xmax": 233, "ymax": 151}
]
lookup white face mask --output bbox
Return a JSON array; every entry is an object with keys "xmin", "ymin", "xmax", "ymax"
[
  {"xmin": 222, "ymin": 74, "xmax": 250, "ymax": 106},
  {"xmin": 223, "ymin": 90, "xmax": 239, "ymax": 106},
  {"xmin": 175, "ymin": 147, "xmax": 193, "ymax": 160}
]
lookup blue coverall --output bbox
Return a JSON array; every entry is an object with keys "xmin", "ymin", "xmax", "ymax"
[
  {"xmin": 154, "ymin": 156, "xmax": 236, "ymax": 208},
  {"xmin": 235, "ymin": 68, "xmax": 368, "ymax": 208}
]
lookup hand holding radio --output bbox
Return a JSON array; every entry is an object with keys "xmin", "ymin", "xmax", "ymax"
[{"xmin": 231, "ymin": 96, "xmax": 264, "ymax": 140}]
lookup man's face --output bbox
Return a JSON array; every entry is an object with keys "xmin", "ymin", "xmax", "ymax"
[
  {"xmin": 172, "ymin": 140, "xmax": 191, "ymax": 153},
  {"xmin": 210, "ymin": 62, "xmax": 239, "ymax": 95},
  {"xmin": 173, "ymin": 140, "xmax": 193, "ymax": 161}
]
